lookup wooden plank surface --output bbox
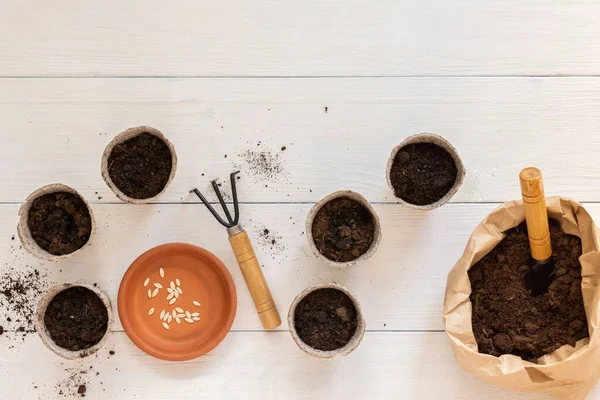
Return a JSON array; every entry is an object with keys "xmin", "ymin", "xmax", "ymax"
[
  {"xmin": 0, "ymin": 332, "xmax": 550, "ymax": 400},
  {"xmin": 2, "ymin": 77, "xmax": 600, "ymax": 204},
  {"xmin": 3, "ymin": 1, "xmax": 600, "ymax": 77}
]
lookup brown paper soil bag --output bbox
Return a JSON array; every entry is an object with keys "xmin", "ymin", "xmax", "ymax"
[{"xmin": 444, "ymin": 197, "xmax": 600, "ymax": 400}]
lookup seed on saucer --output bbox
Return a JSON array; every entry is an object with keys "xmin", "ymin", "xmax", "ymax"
[
  {"xmin": 175, "ymin": 307, "xmax": 183, "ymax": 313},
  {"xmin": 166, "ymin": 293, "xmax": 174, "ymax": 301},
  {"xmin": 185, "ymin": 311, "xmax": 191, "ymax": 318},
  {"xmin": 192, "ymin": 316, "xmax": 200, "ymax": 321},
  {"xmin": 175, "ymin": 317, "xmax": 181, "ymax": 324},
  {"xmin": 144, "ymin": 278, "xmax": 150, "ymax": 287},
  {"xmin": 167, "ymin": 314, "xmax": 172, "ymax": 323},
  {"xmin": 154, "ymin": 283, "xmax": 162, "ymax": 289},
  {"xmin": 148, "ymin": 308, "xmax": 155, "ymax": 316},
  {"xmin": 162, "ymin": 322, "xmax": 170, "ymax": 330},
  {"xmin": 174, "ymin": 290, "xmax": 179, "ymax": 299},
  {"xmin": 177, "ymin": 287, "xmax": 183, "ymax": 295},
  {"xmin": 160, "ymin": 310, "xmax": 165, "ymax": 319},
  {"xmin": 185, "ymin": 318, "xmax": 194, "ymax": 324},
  {"xmin": 169, "ymin": 298, "xmax": 177, "ymax": 305},
  {"xmin": 172, "ymin": 310, "xmax": 177, "ymax": 318},
  {"xmin": 162, "ymin": 313, "xmax": 169, "ymax": 322},
  {"xmin": 147, "ymin": 289, "xmax": 152, "ymax": 298},
  {"xmin": 191, "ymin": 312, "xmax": 199, "ymax": 317},
  {"xmin": 152, "ymin": 288, "xmax": 159, "ymax": 297},
  {"xmin": 170, "ymin": 281, "xmax": 176, "ymax": 290},
  {"xmin": 193, "ymin": 301, "xmax": 201, "ymax": 307},
  {"xmin": 177, "ymin": 313, "xmax": 185, "ymax": 318},
  {"xmin": 160, "ymin": 268, "xmax": 165, "ymax": 278}
]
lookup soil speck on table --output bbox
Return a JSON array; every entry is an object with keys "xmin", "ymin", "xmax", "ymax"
[
  {"xmin": 78, "ymin": 384, "xmax": 86, "ymax": 395},
  {"xmin": 389, "ymin": 143, "xmax": 457, "ymax": 206},
  {"xmin": 28, "ymin": 192, "xmax": 92, "ymax": 255},
  {"xmin": 312, "ymin": 197, "xmax": 374, "ymax": 262},
  {"xmin": 107, "ymin": 132, "xmax": 173, "ymax": 199},
  {"xmin": 44, "ymin": 286, "xmax": 108, "ymax": 351},
  {"xmin": 0, "ymin": 267, "xmax": 49, "ymax": 333},
  {"xmin": 469, "ymin": 220, "xmax": 588, "ymax": 362},
  {"xmin": 237, "ymin": 148, "xmax": 284, "ymax": 182},
  {"xmin": 294, "ymin": 288, "xmax": 357, "ymax": 351}
]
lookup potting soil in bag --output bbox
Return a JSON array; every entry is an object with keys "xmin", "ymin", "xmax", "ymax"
[{"xmin": 443, "ymin": 197, "xmax": 600, "ymax": 400}]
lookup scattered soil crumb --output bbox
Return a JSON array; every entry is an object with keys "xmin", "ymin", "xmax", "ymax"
[
  {"xmin": 0, "ymin": 326, "xmax": 3, "ymax": 335},
  {"xmin": 44, "ymin": 286, "xmax": 108, "ymax": 351},
  {"xmin": 0, "ymin": 266, "xmax": 50, "ymax": 335},
  {"xmin": 78, "ymin": 385, "xmax": 86, "ymax": 395},
  {"xmin": 294, "ymin": 288, "xmax": 357, "ymax": 351},
  {"xmin": 312, "ymin": 197, "xmax": 375, "ymax": 262},
  {"xmin": 28, "ymin": 192, "xmax": 92, "ymax": 255},
  {"xmin": 237, "ymin": 148, "xmax": 285, "ymax": 182},
  {"xmin": 470, "ymin": 220, "xmax": 588, "ymax": 362},
  {"xmin": 107, "ymin": 132, "xmax": 173, "ymax": 199},
  {"xmin": 324, "ymin": 106, "xmax": 328, "ymax": 113},
  {"xmin": 257, "ymin": 227, "xmax": 286, "ymax": 257}
]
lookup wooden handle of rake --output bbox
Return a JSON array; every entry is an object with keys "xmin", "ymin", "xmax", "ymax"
[
  {"xmin": 519, "ymin": 167, "xmax": 552, "ymax": 261},
  {"xmin": 228, "ymin": 230, "xmax": 281, "ymax": 330}
]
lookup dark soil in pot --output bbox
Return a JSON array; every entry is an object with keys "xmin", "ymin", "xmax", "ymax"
[
  {"xmin": 390, "ymin": 143, "xmax": 457, "ymax": 205},
  {"xmin": 294, "ymin": 288, "xmax": 358, "ymax": 351},
  {"xmin": 469, "ymin": 220, "xmax": 588, "ymax": 362},
  {"xmin": 312, "ymin": 197, "xmax": 375, "ymax": 262},
  {"xmin": 108, "ymin": 132, "xmax": 173, "ymax": 199},
  {"xmin": 44, "ymin": 287, "xmax": 109, "ymax": 351},
  {"xmin": 28, "ymin": 192, "xmax": 92, "ymax": 256}
]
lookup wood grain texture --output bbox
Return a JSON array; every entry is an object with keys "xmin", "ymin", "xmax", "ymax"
[
  {"xmin": 3, "ymin": 1, "xmax": 600, "ymax": 77},
  {"xmin": 229, "ymin": 230, "xmax": 282, "ymax": 329},
  {"xmin": 3, "ymin": 78, "xmax": 600, "ymax": 203},
  {"xmin": 0, "ymin": 332, "xmax": 553, "ymax": 400}
]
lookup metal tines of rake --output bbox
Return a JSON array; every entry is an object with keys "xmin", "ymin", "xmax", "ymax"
[{"xmin": 190, "ymin": 171, "xmax": 240, "ymax": 228}]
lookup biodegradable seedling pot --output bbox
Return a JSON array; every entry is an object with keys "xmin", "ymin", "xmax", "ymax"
[
  {"xmin": 17, "ymin": 183, "xmax": 96, "ymax": 261},
  {"xmin": 386, "ymin": 133, "xmax": 465, "ymax": 210},
  {"xmin": 35, "ymin": 282, "xmax": 113, "ymax": 360},
  {"xmin": 101, "ymin": 126, "xmax": 177, "ymax": 204},
  {"xmin": 306, "ymin": 190, "xmax": 381, "ymax": 268},
  {"xmin": 288, "ymin": 283, "xmax": 366, "ymax": 358}
]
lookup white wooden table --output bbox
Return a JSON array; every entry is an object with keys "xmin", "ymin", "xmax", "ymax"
[{"xmin": 2, "ymin": 1, "xmax": 600, "ymax": 399}]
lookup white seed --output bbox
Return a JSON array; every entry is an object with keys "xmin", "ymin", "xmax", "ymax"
[
  {"xmin": 160, "ymin": 310, "xmax": 165, "ymax": 319},
  {"xmin": 175, "ymin": 317, "xmax": 181, "ymax": 324},
  {"xmin": 152, "ymin": 288, "xmax": 159, "ymax": 297},
  {"xmin": 185, "ymin": 318, "xmax": 194, "ymax": 323},
  {"xmin": 147, "ymin": 289, "xmax": 152, "ymax": 298},
  {"xmin": 163, "ymin": 313, "xmax": 169, "ymax": 322},
  {"xmin": 144, "ymin": 278, "xmax": 150, "ymax": 287},
  {"xmin": 176, "ymin": 278, "xmax": 181, "ymax": 287},
  {"xmin": 175, "ymin": 307, "xmax": 184, "ymax": 313},
  {"xmin": 172, "ymin": 310, "xmax": 177, "ymax": 318},
  {"xmin": 193, "ymin": 301, "xmax": 201, "ymax": 307},
  {"xmin": 177, "ymin": 287, "xmax": 183, "ymax": 295},
  {"xmin": 160, "ymin": 268, "xmax": 165, "ymax": 278},
  {"xmin": 174, "ymin": 290, "xmax": 179, "ymax": 299},
  {"xmin": 167, "ymin": 314, "xmax": 173, "ymax": 323},
  {"xmin": 148, "ymin": 308, "xmax": 155, "ymax": 316},
  {"xmin": 154, "ymin": 283, "xmax": 163, "ymax": 289},
  {"xmin": 185, "ymin": 311, "xmax": 191, "ymax": 318},
  {"xmin": 170, "ymin": 281, "xmax": 176, "ymax": 290},
  {"xmin": 177, "ymin": 313, "xmax": 185, "ymax": 318},
  {"xmin": 192, "ymin": 316, "xmax": 200, "ymax": 321},
  {"xmin": 166, "ymin": 293, "xmax": 174, "ymax": 301},
  {"xmin": 191, "ymin": 312, "xmax": 200, "ymax": 317},
  {"xmin": 169, "ymin": 298, "xmax": 177, "ymax": 305},
  {"xmin": 162, "ymin": 322, "xmax": 170, "ymax": 330}
]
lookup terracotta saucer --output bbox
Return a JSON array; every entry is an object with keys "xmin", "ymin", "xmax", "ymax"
[{"xmin": 118, "ymin": 243, "xmax": 237, "ymax": 361}]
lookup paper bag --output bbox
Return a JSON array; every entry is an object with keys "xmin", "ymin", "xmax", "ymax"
[{"xmin": 443, "ymin": 197, "xmax": 600, "ymax": 400}]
